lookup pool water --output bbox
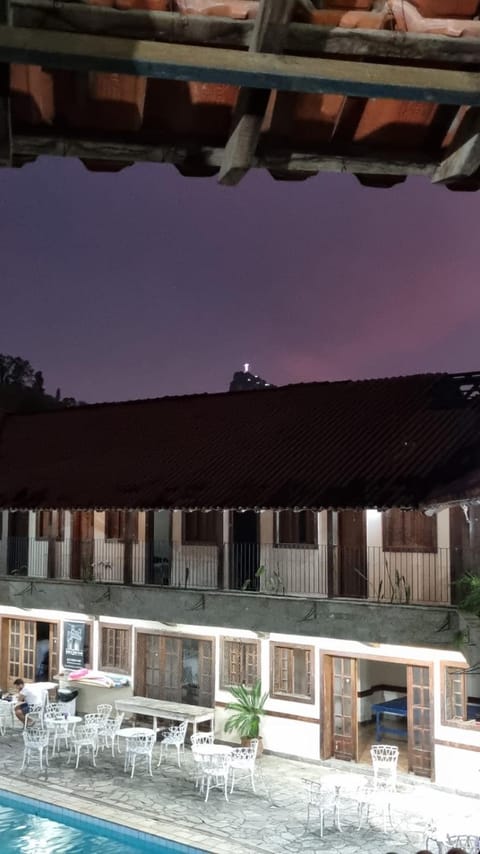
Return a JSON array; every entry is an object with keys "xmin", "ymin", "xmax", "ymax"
[{"xmin": 0, "ymin": 791, "xmax": 205, "ymax": 854}]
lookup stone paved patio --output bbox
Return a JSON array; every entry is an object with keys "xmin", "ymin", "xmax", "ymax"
[{"xmin": 0, "ymin": 724, "xmax": 478, "ymax": 854}]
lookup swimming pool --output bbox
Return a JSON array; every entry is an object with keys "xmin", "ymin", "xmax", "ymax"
[{"xmin": 0, "ymin": 789, "xmax": 206, "ymax": 854}]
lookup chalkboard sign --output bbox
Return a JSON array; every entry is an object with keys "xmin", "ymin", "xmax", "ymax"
[{"xmin": 63, "ymin": 622, "xmax": 86, "ymax": 670}]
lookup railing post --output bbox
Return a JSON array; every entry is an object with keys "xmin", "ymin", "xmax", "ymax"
[
  {"xmin": 217, "ymin": 543, "xmax": 224, "ymax": 590},
  {"xmin": 326, "ymin": 510, "xmax": 336, "ymax": 598},
  {"xmin": 144, "ymin": 510, "xmax": 155, "ymax": 585},
  {"xmin": 123, "ymin": 511, "xmax": 135, "ymax": 585}
]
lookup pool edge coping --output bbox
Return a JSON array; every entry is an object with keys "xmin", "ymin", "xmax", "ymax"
[{"xmin": 0, "ymin": 774, "xmax": 240, "ymax": 854}]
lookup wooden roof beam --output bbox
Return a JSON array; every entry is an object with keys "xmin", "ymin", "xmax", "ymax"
[
  {"xmin": 13, "ymin": 133, "xmax": 437, "ymax": 178},
  {"xmin": 218, "ymin": 0, "xmax": 296, "ymax": 186},
  {"xmin": 1, "ymin": 26, "xmax": 480, "ymax": 106},
  {"xmin": 9, "ymin": 4, "xmax": 480, "ymax": 68}
]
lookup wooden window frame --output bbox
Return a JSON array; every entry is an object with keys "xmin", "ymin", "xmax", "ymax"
[
  {"xmin": 270, "ymin": 642, "xmax": 314, "ymax": 704},
  {"xmin": 441, "ymin": 662, "xmax": 470, "ymax": 727},
  {"xmin": 220, "ymin": 638, "xmax": 260, "ymax": 689},
  {"xmin": 105, "ymin": 510, "xmax": 138, "ymax": 542},
  {"xmin": 382, "ymin": 509, "xmax": 437, "ymax": 553},
  {"xmin": 275, "ymin": 510, "xmax": 317, "ymax": 548},
  {"xmin": 182, "ymin": 511, "xmax": 220, "ymax": 546},
  {"xmin": 100, "ymin": 623, "xmax": 131, "ymax": 674},
  {"xmin": 35, "ymin": 510, "xmax": 65, "ymax": 541}
]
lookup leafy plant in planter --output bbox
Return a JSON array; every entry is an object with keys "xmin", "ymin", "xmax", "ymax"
[{"xmin": 224, "ymin": 680, "xmax": 268, "ymax": 747}]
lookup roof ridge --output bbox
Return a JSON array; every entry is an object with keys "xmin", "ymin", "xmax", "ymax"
[{"xmin": 4, "ymin": 370, "xmax": 459, "ymax": 419}]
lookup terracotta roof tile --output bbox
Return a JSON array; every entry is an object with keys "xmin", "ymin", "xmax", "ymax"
[
  {"xmin": 8, "ymin": 0, "xmax": 480, "ymax": 188},
  {"xmin": 1, "ymin": 372, "xmax": 480, "ymax": 511}
]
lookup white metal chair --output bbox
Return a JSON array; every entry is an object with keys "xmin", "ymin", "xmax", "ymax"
[
  {"xmin": 44, "ymin": 710, "xmax": 70, "ymax": 756},
  {"xmin": 370, "ymin": 744, "xmax": 399, "ymax": 790},
  {"xmin": 45, "ymin": 702, "xmax": 62, "ymax": 717},
  {"xmin": 191, "ymin": 732, "xmax": 214, "ymax": 787},
  {"xmin": 68, "ymin": 724, "xmax": 98, "ymax": 769},
  {"xmin": 425, "ymin": 822, "xmax": 480, "ymax": 854},
  {"xmin": 96, "ymin": 703, "xmax": 113, "ymax": 719},
  {"xmin": 157, "ymin": 720, "xmax": 188, "ymax": 768},
  {"xmin": 125, "ymin": 732, "xmax": 156, "ymax": 779},
  {"xmin": 24, "ymin": 709, "xmax": 43, "ymax": 729},
  {"xmin": 0, "ymin": 700, "xmax": 15, "ymax": 734},
  {"xmin": 24, "ymin": 703, "xmax": 44, "ymax": 728},
  {"xmin": 356, "ymin": 782, "xmax": 396, "ymax": 833},
  {"xmin": 198, "ymin": 752, "xmax": 232, "ymax": 802},
  {"xmin": 21, "ymin": 726, "xmax": 49, "ymax": 771},
  {"xmin": 303, "ymin": 778, "xmax": 343, "ymax": 837},
  {"xmin": 98, "ymin": 712, "xmax": 125, "ymax": 757},
  {"xmin": 229, "ymin": 739, "xmax": 258, "ymax": 794},
  {"xmin": 446, "ymin": 833, "xmax": 480, "ymax": 854},
  {"xmin": 84, "ymin": 713, "xmax": 105, "ymax": 753}
]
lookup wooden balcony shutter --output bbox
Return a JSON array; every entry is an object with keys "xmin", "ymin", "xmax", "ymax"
[
  {"xmin": 183, "ymin": 511, "xmax": 220, "ymax": 544},
  {"xmin": 35, "ymin": 510, "xmax": 64, "ymax": 541},
  {"xmin": 105, "ymin": 511, "xmax": 138, "ymax": 541},
  {"xmin": 278, "ymin": 510, "xmax": 316, "ymax": 545},
  {"xmin": 382, "ymin": 509, "xmax": 437, "ymax": 553}
]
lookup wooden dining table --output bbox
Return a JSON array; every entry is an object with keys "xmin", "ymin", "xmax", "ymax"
[{"xmin": 114, "ymin": 697, "xmax": 215, "ymax": 734}]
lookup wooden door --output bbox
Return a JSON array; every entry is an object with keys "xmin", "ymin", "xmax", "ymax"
[
  {"xmin": 331, "ymin": 655, "xmax": 358, "ymax": 761},
  {"xmin": 450, "ymin": 505, "xmax": 480, "ymax": 603},
  {"xmin": 161, "ymin": 635, "xmax": 183, "ymax": 702},
  {"xmin": 7, "ymin": 619, "xmax": 36, "ymax": 683},
  {"xmin": 7, "ymin": 511, "xmax": 29, "ymax": 574},
  {"xmin": 48, "ymin": 623, "xmax": 59, "ymax": 681},
  {"xmin": 338, "ymin": 511, "xmax": 367, "ymax": 598},
  {"xmin": 197, "ymin": 639, "xmax": 214, "ymax": 707},
  {"xmin": 71, "ymin": 511, "xmax": 94, "ymax": 579},
  {"xmin": 407, "ymin": 664, "xmax": 433, "ymax": 777},
  {"xmin": 136, "ymin": 633, "xmax": 172, "ymax": 699},
  {"xmin": 230, "ymin": 511, "xmax": 259, "ymax": 590},
  {"xmin": 135, "ymin": 633, "xmax": 214, "ymax": 706}
]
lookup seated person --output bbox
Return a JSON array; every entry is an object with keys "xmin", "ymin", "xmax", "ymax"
[{"xmin": 13, "ymin": 678, "xmax": 44, "ymax": 725}]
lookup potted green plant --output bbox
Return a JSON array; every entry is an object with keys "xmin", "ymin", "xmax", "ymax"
[{"xmin": 224, "ymin": 680, "xmax": 268, "ymax": 752}]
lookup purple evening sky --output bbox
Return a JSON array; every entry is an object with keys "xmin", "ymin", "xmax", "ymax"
[{"xmin": 0, "ymin": 157, "xmax": 478, "ymax": 404}]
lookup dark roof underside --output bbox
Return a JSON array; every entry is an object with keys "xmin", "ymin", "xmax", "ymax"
[{"xmin": 1, "ymin": 372, "xmax": 480, "ymax": 511}]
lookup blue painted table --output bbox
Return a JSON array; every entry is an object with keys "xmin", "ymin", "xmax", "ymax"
[{"xmin": 371, "ymin": 696, "xmax": 407, "ymax": 741}]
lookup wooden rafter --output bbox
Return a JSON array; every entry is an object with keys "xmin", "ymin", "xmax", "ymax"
[
  {"xmin": 1, "ymin": 26, "xmax": 480, "ymax": 105},
  {"xmin": 218, "ymin": 0, "xmax": 296, "ymax": 187},
  {"xmin": 433, "ymin": 108, "xmax": 480, "ymax": 184},
  {"xmin": 0, "ymin": 0, "xmax": 10, "ymax": 166}
]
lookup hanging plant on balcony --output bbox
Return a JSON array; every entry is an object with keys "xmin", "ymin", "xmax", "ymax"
[
  {"xmin": 224, "ymin": 680, "xmax": 268, "ymax": 746},
  {"xmin": 457, "ymin": 572, "xmax": 480, "ymax": 616}
]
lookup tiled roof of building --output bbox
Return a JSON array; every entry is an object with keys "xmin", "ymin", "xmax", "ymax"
[
  {"xmin": 1, "ymin": 371, "xmax": 480, "ymax": 511},
  {"xmin": 6, "ymin": 0, "xmax": 480, "ymax": 189}
]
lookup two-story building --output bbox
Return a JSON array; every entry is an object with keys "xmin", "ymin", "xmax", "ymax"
[{"xmin": 1, "ymin": 371, "xmax": 480, "ymax": 791}]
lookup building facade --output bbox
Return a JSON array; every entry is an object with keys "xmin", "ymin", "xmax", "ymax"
[{"xmin": 1, "ymin": 372, "xmax": 480, "ymax": 792}]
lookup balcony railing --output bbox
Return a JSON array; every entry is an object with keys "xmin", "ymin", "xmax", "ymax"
[{"xmin": 0, "ymin": 537, "xmax": 476, "ymax": 605}]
